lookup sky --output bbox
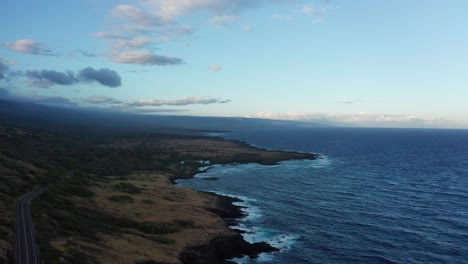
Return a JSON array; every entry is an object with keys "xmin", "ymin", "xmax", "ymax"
[{"xmin": 1, "ymin": 0, "xmax": 468, "ymax": 128}]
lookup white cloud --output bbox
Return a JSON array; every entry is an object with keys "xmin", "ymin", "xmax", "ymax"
[
  {"xmin": 272, "ymin": 14, "xmax": 293, "ymax": 22},
  {"xmin": 0, "ymin": 57, "xmax": 17, "ymax": 65},
  {"xmin": 128, "ymin": 96, "xmax": 230, "ymax": 107},
  {"xmin": 111, "ymin": 50, "xmax": 183, "ymax": 65},
  {"xmin": 209, "ymin": 65, "xmax": 222, "ymax": 71},
  {"xmin": 301, "ymin": 2, "xmax": 336, "ymax": 22},
  {"xmin": 111, "ymin": 4, "xmax": 164, "ymax": 27},
  {"xmin": 248, "ymin": 112, "xmax": 459, "ymax": 128},
  {"xmin": 97, "ymin": 1, "xmax": 335, "ymax": 65},
  {"xmin": 209, "ymin": 15, "xmax": 239, "ymax": 25},
  {"xmin": 3, "ymin": 39, "xmax": 54, "ymax": 56},
  {"xmin": 243, "ymin": 24, "xmax": 253, "ymax": 31},
  {"xmin": 145, "ymin": 0, "xmax": 248, "ymax": 20},
  {"xmin": 113, "ymin": 37, "xmax": 152, "ymax": 49},
  {"xmin": 338, "ymin": 100, "xmax": 362, "ymax": 105},
  {"xmin": 85, "ymin": 96, "xmax": 122, "ymax": 104},
  {"xmin": 301, "ymin": 4, "xmax": 315, "ymax": 16},
  {"xmin": 157, "ymin": 25, "xmax": 193, "ymax": 42},
  {"xmin": 94, "ymin": 32, "xmax": 126, "ymax": 39}
]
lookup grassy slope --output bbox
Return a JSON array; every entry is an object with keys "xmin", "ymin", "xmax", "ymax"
[{"xmin": 0, "ymin": 125, "xmax": 315, "ymax": 263}]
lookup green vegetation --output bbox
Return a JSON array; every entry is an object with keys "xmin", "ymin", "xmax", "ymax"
[
  {"xmin": 113, "ymin": 182, "xmax": 142, "ymax": 194},
  {"xmin": 137, "ymin": 222, "xmax": 181, "ymax": 235},
  {"xmin": 108, "ymin": 195, "xmax": 134, "ymax": 203},
  {"xmin": 135, "ymin": 260, "xmax": 167, "ymax": 264},
  {"xmin": 174, "ymin": 219, "xmax": 196, "ymax": 228},
  {"xmin": 138, "ymin": 222, "xmax": 180, "ymax": 235},
  {"xmin": 0, "ymin": 124, "xmax": 313, "ymax": 263},
  {"xmin": 62, "ymin": 248, "xmax": 99, "ymax": 264},
  {"xmin": 51, "ymin": 184, "xmax": 94, "ymax": 198},
  {"xmin": 147, "ymin": 236, "xmax": 176, "ymax": 245}
]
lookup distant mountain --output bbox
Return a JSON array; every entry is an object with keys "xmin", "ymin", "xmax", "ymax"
[{"xmin": 0, "ymin": 99, "xmax": 322, "ymax": 135}]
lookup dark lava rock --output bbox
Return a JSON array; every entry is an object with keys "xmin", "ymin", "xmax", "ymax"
[{"xmin": 179, "ymin": 234, "xmax": 279, "ymax": 264}]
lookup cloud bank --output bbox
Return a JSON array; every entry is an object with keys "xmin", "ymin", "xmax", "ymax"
[
  {"xmin": 249, "ymin": 111, "xmax": 459, "ymax": 128},
  {"xmin": 29, "ymin": 95, "xmax": 78, "ymax": 106},
  {"xmin": 26, "ymin": 67, "xmax": 122, "ymax": 88}
]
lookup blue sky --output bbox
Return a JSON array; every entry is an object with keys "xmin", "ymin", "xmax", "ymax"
[{"xmin": 1, "ymin": 0, "xmax": 468, "ymax": 128}]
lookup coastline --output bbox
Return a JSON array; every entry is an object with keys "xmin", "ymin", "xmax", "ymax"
[
  {"xmin": 172, "ymin": 135, "xmax": 320, "ymax": 263},
  {"xmin": 179, "ymin": 194, "xmax": 278, "ymax": 263},
  {"xmin": 1, "ymin": 126, "xmax": 319, "ymax": 263}
]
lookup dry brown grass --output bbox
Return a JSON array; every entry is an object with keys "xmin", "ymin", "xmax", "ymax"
[
  {"xmin": 37, "ymin": 136, "xmax": 313, "ymax": 263},
  {"xmin": 47, "ymin": 172, "xmax": 234, "ymax": 263}
]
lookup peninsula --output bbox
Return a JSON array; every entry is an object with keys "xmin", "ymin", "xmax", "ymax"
[{"xmin": 0, "ymin": 125, "xmax": 318, "ymax": 263}]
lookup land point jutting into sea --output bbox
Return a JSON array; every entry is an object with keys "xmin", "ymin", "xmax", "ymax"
[{"xmin": 0, "ymin": 119, "xmax": 318, "ymax": 264}]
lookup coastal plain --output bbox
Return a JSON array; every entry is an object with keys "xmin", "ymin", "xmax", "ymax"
[{"xmin": 0, "ymin": 126, "xmax": 316, "ymax": 263}]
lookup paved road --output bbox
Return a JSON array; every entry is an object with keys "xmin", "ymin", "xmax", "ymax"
[{"xmin": 16, "ymin": 188, "xmax": 47, "ymax": 264}]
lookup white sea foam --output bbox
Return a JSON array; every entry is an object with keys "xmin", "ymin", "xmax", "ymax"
[
  {"xmin": 279, "ymin": 155, "xmax": 332, "ymax": 168},
  {"xmin": 230, "ymin": 254, "xmax": 274, "ymax": 264},
  {"xmin": 266, "ymin": 234, "xmax": 301, "ymax": 250},
  {"xmin": 206, "ymin": 191, "xmax": 301, "ymax": 264},
  {"xmin": 178, "ymin": 159, "xmax": 305, "ymax": 263},
  {"xmin": 229, "ymin": 233, "xmax": 301, "ymax": 263},
  {"xmin": 203, "ymin": 132, "xmax": 227, "ymax": 137},
  {"xmin": 196, "ymin": 163, "xmax": 268, "ymax": 177}
]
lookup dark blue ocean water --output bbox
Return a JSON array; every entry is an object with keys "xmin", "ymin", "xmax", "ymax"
[{"xmin": 177, "ymin": 128, "xmax": 468, "ymax": 263}]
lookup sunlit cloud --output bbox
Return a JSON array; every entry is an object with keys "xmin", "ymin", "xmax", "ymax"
[
  {"xmin": 111, "ymin": 4, "xmax": 166, "ymax": 28},
  {"xmin": 248, "ymin": 111, "xmax": 460, "ymax": 128},
  {"xmin": 85, "ymin": 96, "xmax": 122, "ymax": 104},
  {"xmin": 301, "ymin": 4, "xmax": 315, "ymax": 15},
  {"xmin": 272, "ymin": 14, "xmax": 293, "ymax": 22},
  {"xmin": 111, "ymin": 50, "xmax": 183, "ymax": 65},
  {"xmin": 301, "ymin": 2, "xmax": 336, "ymax": 22},
  {"xmin": 209, "ymin": 15, "xmax": 239, "ymax": 25},
  {"xmin": 209, "ymin": 65, "xmax": 222, "ymax": 71},
  {"xmin": 338, "ymin": 100, "xmax": 362, "ymax": 105},
  {"xmin": 128, "ymin": 96, "xmax": 231, "ymax": 107},
  {"xmin": 243, "ymin": 24, "xmax": 253, "ymax": 31},
  {"xmin": 3, "ymin": 39, "xmax": 55, "ymax": 56}
]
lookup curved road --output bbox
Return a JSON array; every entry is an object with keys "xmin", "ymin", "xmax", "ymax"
[{"xmin": 16, "ymin": 188, "xmax": 47, "ymax": 264}]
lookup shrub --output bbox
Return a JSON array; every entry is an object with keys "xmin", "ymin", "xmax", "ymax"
[
  {"xmin": 149, "ymin": 236, "xmax": 176, "ymax": 244},
  {"xmin": 137, "ymin": 222, "xmax": 180, "ymax": 235},
  {"xmin": 173, "ymin": 219, "xmax": 195, "ymax": 228},
  {"xmin": 52, "ymin": 184, "xmax": 94, "ymax": 198},
  {"xmin": 108, "ymin": 195, "xmax": 134, "ymax": 203},
  {"xmin": 113, "ymin": 182, "xmax": 142, "ymax": 194}
]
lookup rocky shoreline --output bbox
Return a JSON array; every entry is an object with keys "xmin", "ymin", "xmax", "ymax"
[
  {"xmin": 175, "ymin": 140, "xmax": 320, "ymax": 263},
  {"xmin": 1, "ymin": 125, "xmax": 319, "ymax": 263},
  {"xmin": 179, "ymin": 194, "xmax": 279, "ymax": 263}
]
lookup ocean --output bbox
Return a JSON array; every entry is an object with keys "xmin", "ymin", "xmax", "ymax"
[{"xmin": 176, "ymin": 127, "xmax": 468, "ymax": 263}]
